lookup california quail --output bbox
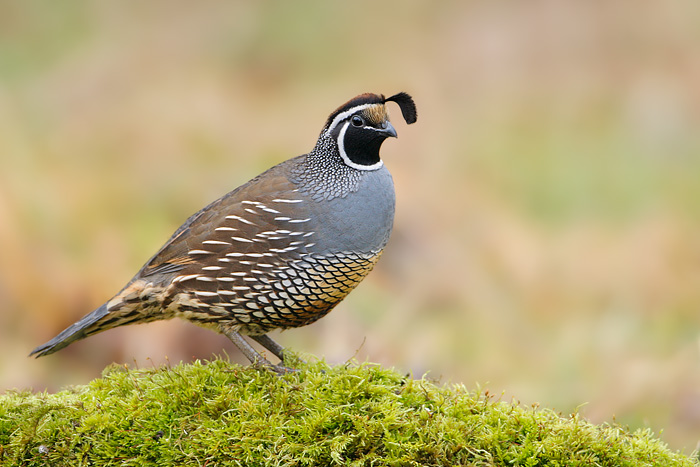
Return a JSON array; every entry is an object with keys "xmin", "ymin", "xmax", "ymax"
[{"xmin": 30, "ymin": 92, "xmax": 417, "ymax": 371}]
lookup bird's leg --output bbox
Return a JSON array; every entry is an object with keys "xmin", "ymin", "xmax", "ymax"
[
  {"xmin": 249, "ymin": 334, "xmax": 285, "ymax": 361},
  {"xmin": 219, "ymin": 327, "xmax": 273, "ymax": 367},
  {"xmin": 251, "ymin": 334, "xmax": 307, "ymax": 366},
  {"xmin": 219, "ymin": 326, "xmax": 295, "ymax": 374}
]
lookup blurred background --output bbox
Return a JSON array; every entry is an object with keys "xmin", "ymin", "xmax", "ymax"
[{"xmin": 2, "ymin": 0, "xmax": 700, "ymax": 453}]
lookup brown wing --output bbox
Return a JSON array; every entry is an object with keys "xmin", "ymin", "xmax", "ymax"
[{"xmin": 136, "ymin": 160, "xmax": 302, "ymax": 279}]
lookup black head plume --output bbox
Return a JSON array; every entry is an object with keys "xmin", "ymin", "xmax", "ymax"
[{"xmin": 384, "ymin": 92, "xmax": 417, "ymax": 125}]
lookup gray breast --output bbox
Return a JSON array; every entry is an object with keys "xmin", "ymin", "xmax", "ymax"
[{"xmin": 296, "ymin": 165, "xmax": 395, "ymax": 255}]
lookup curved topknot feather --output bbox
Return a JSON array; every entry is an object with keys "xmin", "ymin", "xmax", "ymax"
[{"xmin": 384, "ymin": 92, "xmax": 418, "ymax": 125}]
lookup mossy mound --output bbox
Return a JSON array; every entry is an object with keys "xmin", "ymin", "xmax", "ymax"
[{"xmin": 1, "ymin": 357, "xmax": 696, "ymax": 466}]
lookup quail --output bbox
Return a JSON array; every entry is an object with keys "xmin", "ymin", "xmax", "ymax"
[{"xmin": 30, "ymin": 92, "xmax": 417, "ymax": 371}]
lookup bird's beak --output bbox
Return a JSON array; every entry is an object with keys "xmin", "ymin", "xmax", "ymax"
[{"xmin": 380, "ymin": 121, "xmax": 398, "ymax": 138}]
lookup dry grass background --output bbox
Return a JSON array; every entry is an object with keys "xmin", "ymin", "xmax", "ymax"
[{"xmin": 1, "ymin": 0, "xmax": 700, "ymax": 454}]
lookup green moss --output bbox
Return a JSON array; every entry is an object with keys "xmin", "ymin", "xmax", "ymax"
[{"xmin": 1, "ymin": 357, "xmax": 696, "ymax": 466}]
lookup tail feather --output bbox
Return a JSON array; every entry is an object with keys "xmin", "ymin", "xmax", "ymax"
[{"xmin": 29, "ymin": 303, "xmax": 110, "ymax": 358}]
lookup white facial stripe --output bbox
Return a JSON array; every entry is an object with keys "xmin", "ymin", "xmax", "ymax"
[
  {"xmin": 326, "ymin": 103, "xmax": 375, "ymax": 134},
  {"xmin": 337, "ymin": 121, "xmax": 384, "ymax": 171},
  {"xmin": 365, "ymin": 125, "xmax": 389, "ymax": 133}
]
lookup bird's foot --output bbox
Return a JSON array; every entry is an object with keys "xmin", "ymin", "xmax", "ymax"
[{"xmin": 251, "ymin": 358, "xmax": 299, "ymax": 376}]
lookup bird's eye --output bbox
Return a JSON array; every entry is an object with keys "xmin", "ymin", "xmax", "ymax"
[{"xmin": 351, "ymin": 115, "xmax": 364, "ymax": 127}]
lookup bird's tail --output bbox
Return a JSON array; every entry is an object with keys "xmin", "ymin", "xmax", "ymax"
[
  {"xmin": 29, "ymin": 279, "xmax": 166, "ymax": 358},
  {"xmin": 29, "ymin": 302, "xmax": 111, "ymax": 357}
]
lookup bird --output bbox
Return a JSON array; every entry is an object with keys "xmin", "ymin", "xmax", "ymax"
[{"xmin": 30, "ymin": 92, "xmax": 417, "ymax": 372}]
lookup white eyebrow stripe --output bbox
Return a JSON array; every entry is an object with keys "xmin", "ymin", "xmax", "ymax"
[{"xmin": 326, "ymin": 103, "xmax": 375, "ymax": 133}]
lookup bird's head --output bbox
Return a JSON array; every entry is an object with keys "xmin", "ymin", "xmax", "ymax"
[{"xmin": 322, "ymin": 92, "xmax": 417, "ymax": 170}]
